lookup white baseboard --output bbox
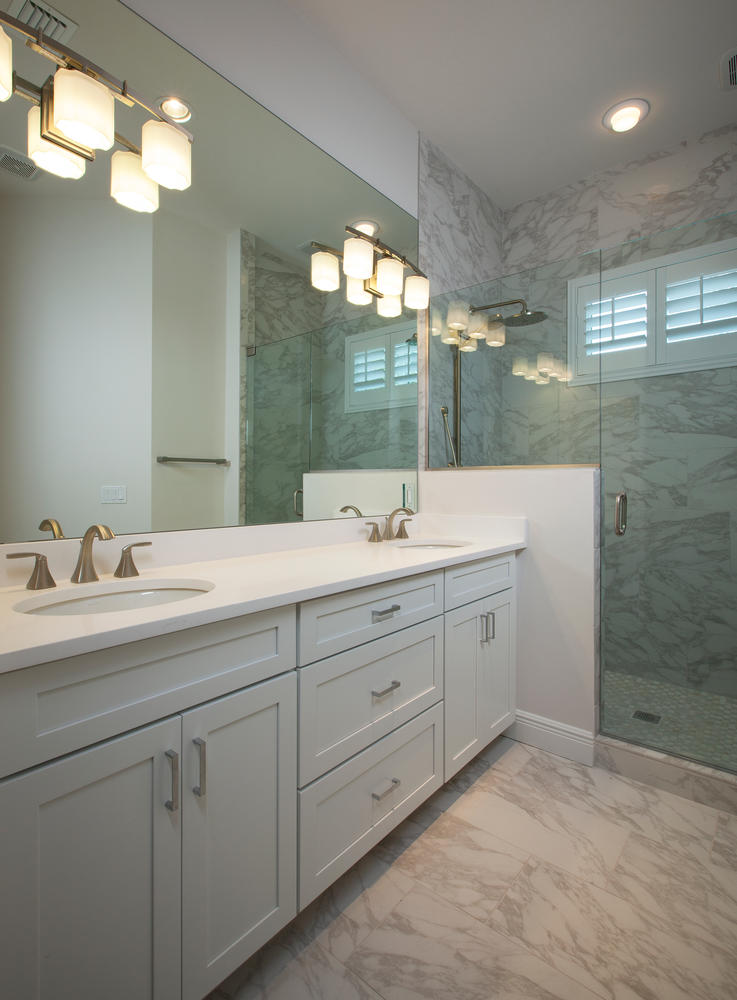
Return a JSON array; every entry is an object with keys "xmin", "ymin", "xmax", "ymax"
[{"xmin": 509, "ymin": 710, "xmax": 595, "ymax": 766}]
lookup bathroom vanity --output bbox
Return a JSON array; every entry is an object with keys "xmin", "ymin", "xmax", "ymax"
[{"xmin": 0, "ymin": 528, "xmax": 524, "ymax": 1000}]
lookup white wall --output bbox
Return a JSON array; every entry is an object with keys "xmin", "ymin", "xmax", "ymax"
[
  {"xmin": 122, "ymin": 0, "xmax": 419, "ymax": 215},
  {"xmin": 151, "ymin": 211, "xmax": 231, "ymax": 530},
  {"xmin": 0, "ymin": 196, "xmax": 152, "ymax": 542},
  {"xmin": 420, "ymin": 468, "xmax": 599, "ymax": 763}
]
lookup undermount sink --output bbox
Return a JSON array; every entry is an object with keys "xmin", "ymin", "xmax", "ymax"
[
  {"xmin": 392, "ymin": 539, "xmax": 470, "ymax": 550},
  {"xmin": 14, "ymin": 578, "xmax": 214, "ymax": 616}
]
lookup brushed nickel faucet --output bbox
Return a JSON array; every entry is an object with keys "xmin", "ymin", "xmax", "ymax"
[
  {"xmin": 114, "ymin": 541, "xmax": 152, "ymax": 578},
  {"xmin": 6, "ymin": 552, "xmax": 56, "ymax": 590},
  {"xmin": 71, "ymin": 524, "xmax": 115, "ymax": 583},
  {"xmin": 39, "ymin": 517, "xmax": 65, "ymax": 539},
  {"xmin": 384, "ymin": 507, "xmax": 414, "ymax": 540}
]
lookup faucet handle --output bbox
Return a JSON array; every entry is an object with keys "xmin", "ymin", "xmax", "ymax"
[
  {"xmin": 396, "ymin": 518, "xmax": 413, "ymax": 539},
  {"xmin": 6, "ymin": 552, "xmax": 56, "ymax": 590},
  {"xmin": 365, "ymin": 522, "xmax": 382, "ymax": 543},
  {"xmin": 114, "ymin": 541, "xmax": 152, "ymax": 578}
]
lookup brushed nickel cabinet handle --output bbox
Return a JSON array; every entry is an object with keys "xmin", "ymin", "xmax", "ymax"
[
  {"xmin": 165, "ymin": 749, "xmax": 179, "ymax": 812},
  {"xmin": 372, "ymin": 603, "xmax": 401, "ymax": 623},
  {"xmin": 615, "ymin": 492, "xmax": 628, "ymax": 536},
  {"xmin": 371, "ymin": 680, "xmax": 401, "ymax": 699},
  {"xmin": 487, "ymin": 611, "xmax": 496, "ymax": 641},
  {"xmin": 480, "ymin": 613, "xmax": 490, "ymax": 644},
  {"xmin": 192, "ymin": 738, "xmax": 207, "ymax": 798},
  {"xmin": 372, "ymin": 777, "xmax": 401, "ymax": 802}
]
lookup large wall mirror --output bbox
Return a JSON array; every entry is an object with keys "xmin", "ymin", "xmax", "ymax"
[{"xmin": 0, "ymin": 0, "xmax": 419, "ymax": 543}]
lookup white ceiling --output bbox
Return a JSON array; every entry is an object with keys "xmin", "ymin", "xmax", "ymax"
[{"xmin": 286, "ymin": 0, "xmax": 737, "ymax": 209}]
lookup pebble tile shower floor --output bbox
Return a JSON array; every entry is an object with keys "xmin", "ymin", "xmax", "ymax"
[
  {"xmin": 207, "ymin": 736, "xmax": 737, "ymax": 1000},
  {"xmin": 602, "ymin": 671, "xmax": 737, "ymax": 774}
]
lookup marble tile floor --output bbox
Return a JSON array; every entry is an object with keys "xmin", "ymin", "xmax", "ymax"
[
  {"xmin": 208, "ymin": 737, "xmax": 737, "ymax": 1000},
  {"xmin": 602, "ymin": 670, "xmax": 737, "ymax": 775}
]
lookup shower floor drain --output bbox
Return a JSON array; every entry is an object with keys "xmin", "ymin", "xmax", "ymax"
[{"xmin": 632, "ymin": 710, "xmax": 662, "ymax": 724}]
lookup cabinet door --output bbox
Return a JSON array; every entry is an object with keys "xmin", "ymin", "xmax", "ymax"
[
  {"xmin": 444, "ymin": 591, "xmax": 516, "ymax": 781},
  {"xmin": 0, "ymin": 717, "xmax": 182, "ymax": 1000},
  {"xmin": 181, "ymin": 672, "xmax": 297, "ymax": 1000}
]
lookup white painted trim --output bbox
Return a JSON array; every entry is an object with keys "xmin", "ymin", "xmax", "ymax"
[{"xmin": 509, "ymin": 710, "xmax": 595, "ymax": 766}]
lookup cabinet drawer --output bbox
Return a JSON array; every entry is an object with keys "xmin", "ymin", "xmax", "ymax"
[
  {"xmin": 299, "ymin": 618, "xmax": 444, "ymax": 786},
  {"xmin": 298, "ymin": 703, "xmax": 443, "ymax": 908},
  {"xmin": 298, "ymin": 571, "xmax": 443, "ymax": 665},
  {"xmin": 0, "ymin": 606, "xmax": 296, "ymax": 779},
  {"xmin": 444, "ymin": 554, "xmax": 515, "ymax": 611}
]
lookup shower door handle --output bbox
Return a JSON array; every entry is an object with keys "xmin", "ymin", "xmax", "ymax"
[{"xmin": 615, "ymin": 492, "xmax": 628, "ymax": 536}]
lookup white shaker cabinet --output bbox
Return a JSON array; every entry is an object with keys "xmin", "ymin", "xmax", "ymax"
[
  {"xmin": 0, "ymin": 716, "xmax": 183, "ymax": 1000},
  {"xmin": 444, "ymin": 589, "xmax": 516, "ymax": 781},
  {"xmin": 181, "ymin": 674, "xmax": 297, "ymax": 1000}
]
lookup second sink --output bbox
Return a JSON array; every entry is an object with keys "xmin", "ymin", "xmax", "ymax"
[{"xmin": 15, "ymin": 578, "xmax": 214, "ymax": 616}]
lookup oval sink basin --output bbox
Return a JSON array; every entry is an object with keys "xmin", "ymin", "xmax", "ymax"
[
  {"xmin": 15, "ymin": 578, "xmax": 214, "ymax": 616},
  {"xmin": 392, "ymin": 539, "xmax": 470, "ymax": 550}
]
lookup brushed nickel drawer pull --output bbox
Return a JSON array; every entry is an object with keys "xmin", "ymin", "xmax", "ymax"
[
  {"xmin": 372, "ymin": 603, "xmax": 401, "ymax": 623},
  {"xmin": 192, "ymin": 737, "xmax": 207, "ymax": 797},
  {"xmin": 165, "ymin": 749, "xmax": 179, "ymax": 812},
  {"xmin": 372, "ymin": 777, "xmax": 401, "ymax": 802},
  {"xmin": 371, "ymin": 680, "xmax": 401, "ymax": 699}
]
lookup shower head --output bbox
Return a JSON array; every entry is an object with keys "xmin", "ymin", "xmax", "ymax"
[{"xmin": 505, "ymin": 308, "xmax": 547, "ymax": 326}]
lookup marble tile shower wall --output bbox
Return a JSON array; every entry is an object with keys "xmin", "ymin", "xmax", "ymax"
[{"xmin": 599, "ymin": 213, "xmax": 737, "ymax": 701}]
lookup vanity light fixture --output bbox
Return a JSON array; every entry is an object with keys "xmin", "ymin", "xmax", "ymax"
[
  {"xmin": 311, "ymin": 250, "xmax": 341, "ymax": 291},
  {"xmin": 0, "ymin": 8, "xmax": 193, "ymax": 213},
  {"xmin": 350, "ymin": 220, "xmax": 379, "ymax": 238},
  {"xmin": 27, "ymin": 104, "xmax": 85, "ymax": 178},
  {"xmin": 430, "ymin": 307, "xmax": 444, "ymax": 336},
  {"xmin": 467, "ymin": 312, "xmax": 488, "ymax": 340},
  {"xmin": 485, "ymin": 315, "xmax": 506, "ymax": 347},
  {"xmin": 310, "ymin": 224, "xmax": 430, "ymax": 315},
  {"xmin": 602, "ymin": 98, "xmax": 650, "ymax": 133},
  {"xmin": 459, "ymin": 335, "xmax": 477, "ymax": 352},
  {"xmin": 447, "ymin": 300, "xmax": 469, "ymax": 331},
  {"xmin": 441, "ymin": 329, "xmax": 461, "ymax": 345},
  {"xmin": 512, "ymin": 357, "xmax": 528, "ymax": 377}
]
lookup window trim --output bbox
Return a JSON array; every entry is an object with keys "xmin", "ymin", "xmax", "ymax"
[
  {"xmin": 567, "ymin": 236, "xmax": 737, "ymax": 385},
  {"xmin": 344, "ymin": 320, "xmax": 418, "ymax": 413}
]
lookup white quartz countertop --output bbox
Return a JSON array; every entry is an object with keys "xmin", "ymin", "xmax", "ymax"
[{"xmin": 0, "ymin": 521, "xmax": 526, "ymax": 674}]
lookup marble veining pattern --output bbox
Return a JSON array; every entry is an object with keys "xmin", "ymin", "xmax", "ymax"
[{"xmin": 206, "ymin": 737, "xmax": 737, "ymax": 1000}]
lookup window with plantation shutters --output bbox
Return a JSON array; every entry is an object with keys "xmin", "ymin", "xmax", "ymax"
[
  {"xmin": 345, "ymin": 322, "xmax": 418, "ymax": 412},
  {"xmin": 568, "ymin": 237, "xmax": 737, "ymax": 384}
]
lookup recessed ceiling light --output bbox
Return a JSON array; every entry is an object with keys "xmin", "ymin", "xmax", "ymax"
[
  {"xmin": 158, "ymin": 96, "xmax": 192, "ymax": 123},
  {"xmin": 602, "ymin": 98, "xmax": 650, "ymax": 133},
  {"xmin": 351, "ymin": 219, "xmax": 379, "ymax": 237}
]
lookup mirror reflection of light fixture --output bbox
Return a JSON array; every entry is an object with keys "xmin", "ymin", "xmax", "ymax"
[
  {"xmin": 512, "ymin": 357, "xmax": 528, "ymax": 376},
  {"xmin": 459, "ymin": 335, "xmax": 477, "ymax": 352},
  {"xmin": 485, "ymin": 316, "xmax": 506, "ymax": 347},
  {"xmin": 346, "ymin": 275, "xmax": 372, "ymax": 305},
  {"xmin": 310, "ymin": 224, "xmax": 429, "ymax": 315},
  {"xmin": 27, "ymin": 104, "xmax": 85, "ymax": 178},
  {"xmin": 377, "ymin": 293, "xmax": 402, "ymax": 317},
  {"xmin": 441, "ymin": 329, "xmax": 461, "ymax": 345},
  {"xmin": 53, "ymin": 68, "xmax": 115, "ymax": 150},
  {"xmin": 537, "ymin": 352, "xmax": 554, "ymax": 374},
  {"xmin": 343, "ymin": 236, "xmax": 374, "ymax": 279},
  {"xmin": 430, "ymin": 307, "xmax": 443, "ymax": 336},
  {"xmin": 467, "ymin": 312, "xmax": 488, "ymax": 339},
  {"xmin": 0, "ymin": 9, "xmax": 193, "ymax": 214},
  {"xmin": 110, "ymin": 150, "xmax": 159, "ymax": 213},
  {"xmin": 311, "ymin": 250, "xmax": 340, "ymax": 292},
  {"xmin": 0, "ymin": 26, "xmax": 11, "ymax": 102},
  {"xmin": 447, "ymin": 301, "xmax": 469, "ymax": 330},
  {"xmin": 141, "ymin": 120, "xmax": 191, "ymax": 190}
]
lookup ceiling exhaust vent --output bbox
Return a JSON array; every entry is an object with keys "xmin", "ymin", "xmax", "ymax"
[
  {"xmin": 719, "ymin": 47, "xmax": 737, "ymax": 90},
  {"xmin": 7, "ymin": 0, "xmax": 78, "ymax": 44},
  {"xmin": 0, "ymin": 145, "xmax": 41, "ymax": 181}
]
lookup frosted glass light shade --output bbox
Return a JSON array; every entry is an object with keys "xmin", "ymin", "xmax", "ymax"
[
  {"xmin": 53, "ymin": 68, "xmax": 114, "ymax": 150},
  {"xmin": 441, "ymin": 329, "xmax": 460, "ymax": 345},
  {"xmin": 485, "ymin": 318, "xmax": 506, "ymax": 347},
  {"xmin": 467, "ymin": 313, "xmax": 488, "ymax": 339},
  {"xmin": 141, "ymin": 120, "xmax": 191, "ymax": 190},
  {"xmin": 343, "ymin": 236, "xmax": 374, "ymax": 279},
  {"xmin": 459, "ymin": 336, "xmax": 477, "ymax": 352},
  {"xmin": 377, "ymin": 294, "xmax": 402, "ymax": 318},
  {"xmin": 111, "ymin": 151, "xmax": 159, "ymax": 213},
  {"xmin": 537, "ymin": 352, "xmax": 554, "ymax": 374},
  {"xmin": 430, "ymin": 307, "xmax": 443, "ymax": 336},
  {"xmin": 535, "ymin": 373, "xmax": 551, "ymax": 385},
  {"xmin": 512, "ymin": 357, "xmax": 528, "ymax": 376},
  {"xmin": 311, "ymin": 251, "xmax": 340, "ymax": 291},
  {"xmin": 28, "ymin": 105, "xmax": 86, "ymax": 179},
  {"xmin": 447, "ymin": 300, "xmax": 469, "ymax": 330},
  {"xmin": 376, "ymin": 256, "xmax": 404, "ymax": 296},
  {"xmin": 404, "ymin": 274, "xmax": 430, "ymax": 310},
  {"xmin": 0, "ymin": 27, "xmax": 12, "ymax": 103},
  {"xmin": 346, "ymin": 276, "xmax": 372, "ymax": 304},
  {"xmin": 524, "ymin": 369, "xmax": 538, "ymax": 381}
]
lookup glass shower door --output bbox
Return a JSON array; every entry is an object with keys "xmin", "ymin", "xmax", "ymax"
[{"xmin": 599, "ymin": 213, "xmax": 737, "ymax": 773}]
